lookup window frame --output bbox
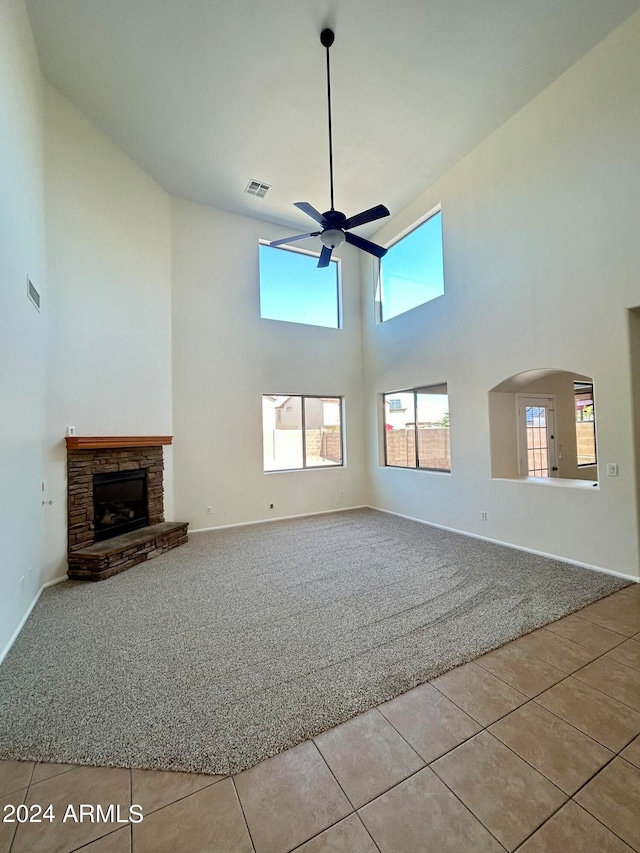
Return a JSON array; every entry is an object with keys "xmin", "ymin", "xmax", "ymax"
[
  {"xmin": 574, "ymin": 382, "xmax": 597, "ymax": 468},
  {"xmin": 375, "ymin": 205, "xmax": 444, "ymax": 324},
  {"xmin": 262, "ymin": 394, "xmax": 345, "ymax": 473},
  {"xmin": 258, "ymin": 240, "xmax": 342, "ymax": 329},
  {"xmin": 382, "ymin": 384, "xmax": 451, "ymax": 473}
]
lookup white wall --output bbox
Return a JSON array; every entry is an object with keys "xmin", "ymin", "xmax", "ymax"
[
  {"xmin": 0, "ymin": 0, "xmax": 48, "ymax": 651},
  {"xmin": 43, "ymin": 84, "xmax": 174, "ymax": 582},
  {"xmin": 363, "ymin": 10, "xmax": 640, "ymax": 579},
  {"xmin": 171, "ymin": 198, "xmax": 367, "ymax": 529}
]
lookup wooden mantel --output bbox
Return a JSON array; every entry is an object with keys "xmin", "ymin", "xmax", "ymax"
[{"xmin": 65, "ymin": 435, "xmax": 173, "ymax": 450}]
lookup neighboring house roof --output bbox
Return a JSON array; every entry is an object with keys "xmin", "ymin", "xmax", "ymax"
[{"xmin": 273, "ymin": 396, "xmax": 291, "ymax": 409}]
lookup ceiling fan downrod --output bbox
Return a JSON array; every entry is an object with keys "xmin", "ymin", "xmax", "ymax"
[{"xmin": 320, "ymin": 28, "xmax": 336, "ymax": 212}]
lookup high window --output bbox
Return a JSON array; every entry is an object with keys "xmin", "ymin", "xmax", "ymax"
[
  {"xmin": 259, "ymin": 243, "xmax": 340, "ymax": 328},
  {"xmin": 379, "ymin": 210, "xmax": 444, "ymax": 322},
  {"xmin": 575, "ymin": 382, "xmax": 597, "ymax": 466},
  {"xmin": 262, "ymin": 395, "xmax": 343, "ymax": 471},
  {"xmin": 383, "ymin": 385, "xmax": 450, "ymax": 471}
]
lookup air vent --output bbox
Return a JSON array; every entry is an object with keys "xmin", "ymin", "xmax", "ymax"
[
  {"xmin": 245, "ymin": 180, "xmax": 271, "ymax": 199},
  {"xmin": 27, "ymin": 277, "xmax": 40, "ymax": 311}
]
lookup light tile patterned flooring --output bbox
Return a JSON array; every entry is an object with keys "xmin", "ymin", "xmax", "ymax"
[{"xmin": 1, "ymin": 583, "xmax": 639, "ymax": 852}]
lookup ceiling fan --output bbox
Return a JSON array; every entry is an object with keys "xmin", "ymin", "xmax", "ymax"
[{"xmin": 270, "ymin": 28, "xmax": 390, "ymax": 268}]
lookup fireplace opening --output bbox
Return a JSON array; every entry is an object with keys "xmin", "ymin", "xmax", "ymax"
[{"xmin": 93, "ymin": 468, "xmax": 148, "ymax": 542}]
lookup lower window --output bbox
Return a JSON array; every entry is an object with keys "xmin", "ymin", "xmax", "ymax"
[
  {"xmin": 383, "ymin": 385, "xmax": 450, "ymax": 471},
  {"xmin": 263, "ymin": 395, "xmax": 343, "ymax": 471}
]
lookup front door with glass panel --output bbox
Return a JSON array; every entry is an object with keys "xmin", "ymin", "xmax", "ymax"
[{"xmin": 517, "ymin": 396, "xmax": 557, "ymax": 478}]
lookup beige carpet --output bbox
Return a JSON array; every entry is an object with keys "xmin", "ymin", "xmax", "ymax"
[{"xmin": 0, "ymin": 509, "xmax": 629, "ymax": 774}]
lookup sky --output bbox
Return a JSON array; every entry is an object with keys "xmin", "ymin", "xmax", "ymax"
[
  {"xmin": 380, "ymin": 211, "xmax": 444, "ymax": 321},
  {"xmin": 387, "ymin": 391, "xmax": 449, "ymax": 425},
  {"xmin": 259, "ymin": 244, "xmax": 340, "ymax": 328}
]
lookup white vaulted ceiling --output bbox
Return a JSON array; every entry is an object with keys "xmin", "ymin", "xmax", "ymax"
[{"xmin": 26, "ymin": 0, "xmax": 640, "ymax": 234}]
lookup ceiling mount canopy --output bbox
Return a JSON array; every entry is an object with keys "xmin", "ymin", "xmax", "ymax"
[{"xmin": 270, "ymin": 27, "xmax": 390, "ymax": 268}]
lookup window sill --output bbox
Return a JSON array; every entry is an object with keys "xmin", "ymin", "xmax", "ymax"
[
  {"xmin": 264, "ymin": 465, "xmax": 344, "ymax": 474},
  {"xmin": 383, "ymin": 465, "xmax": 452, "ymax": 475},
  {"xmin": 493, "ymin": 476, "xmax": 599, "ymax": 490}
]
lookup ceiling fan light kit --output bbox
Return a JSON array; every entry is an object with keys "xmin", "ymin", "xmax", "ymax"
[{"xmin": 271, "ymin": 28, "xmax": 390, "ymax": 268}]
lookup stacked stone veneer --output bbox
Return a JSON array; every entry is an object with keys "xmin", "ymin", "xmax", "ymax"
[
  {"xmin": 67, "ymin": 444, "xmax": 187, "ymax": 581},
  {"xmin": 67, "ymin": 446, "xmax": 165, "ymax": 550}
]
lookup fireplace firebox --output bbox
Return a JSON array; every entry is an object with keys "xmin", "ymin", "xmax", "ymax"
[{"xmin": 93, "ymin": 468, "xmax": 148, "ymax": 542}]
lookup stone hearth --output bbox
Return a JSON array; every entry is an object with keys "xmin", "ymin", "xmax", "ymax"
[{"xmin": 66, "ymin": 436, "xmax": 188, "ymax": 581}]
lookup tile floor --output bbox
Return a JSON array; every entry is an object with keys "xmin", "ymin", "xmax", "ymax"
[{"xmin": 1, "ymin": 583, "xmax": 639, "ymax": 852}]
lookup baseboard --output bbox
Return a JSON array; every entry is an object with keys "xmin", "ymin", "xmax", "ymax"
[
  {"xmin": 0, "ymin": 574, "xmax": 67, "ymax": 667},
  {"xmin": 369, "ymin": 505, "xmax": 640, "ymax": 583},
  {"xmin": 189, "ymin": 505, "xmax": 368, "ymax": 533}
]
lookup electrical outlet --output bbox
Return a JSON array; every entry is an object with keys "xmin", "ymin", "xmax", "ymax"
[
  {"xmin": 481, "ymin": 511, "xmax": 487, "ymax": 521},
  {"xmin": 206, "ymin": 506, "xmax": 212, "ymax": 514}
]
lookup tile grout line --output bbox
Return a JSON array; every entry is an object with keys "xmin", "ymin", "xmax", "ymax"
[
  {"xmin": 425, "ymin": 744, "xmax": 510, "ymax": 852},
  {"xmin": 230, "ymin": 775, "xmax": 257, "ymax": 853},
  {"xmin": 377, "ymin": 701, "xmax": 482, "ymax": 766},
  {"xmin": 354, "ymin": 812, "xmax": 383, "ymax": 853},
  {"xmin": 545, "ymin": 616, "xmax": 628, "ymax": 649},
  {"xmin": 283, "ymin": 815, "xmax": 372, "ymax": 853},
  {"xmin": 127, "ymin": 772, "xmax": 227, "ymax": 820},
  {"xmin": 514, "ymin": 626, "xmax": 627, "ymax": 664},
  {"xmin": 508, "ymin": 797, "xmax": 577, "ymax": 852},
  {"xmin": 4, "ymin": 772, "xmax": 27, "ymax": 853},
  {"xmin": 427, "ymin": 675, "xmax": 528, "ymax": 728},
  {"xmin": 312, "ymin": 736, "xmax": 383, "ymax": 852},
  {"xmin": 68, "ymin": 825, "xmax": 127, "ymax": 853},
  {"xmin": 568, "ymin": 786, "xmax": 640, "ymax": 853},
  {"xmin": 7, "ymin": 766, "xmax": 34, "ymax": 853}
]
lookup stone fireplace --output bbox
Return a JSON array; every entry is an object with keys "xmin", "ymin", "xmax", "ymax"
[{"xmin": 66, "ymin": 436, "xmax": 188, "ymax": 581}]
